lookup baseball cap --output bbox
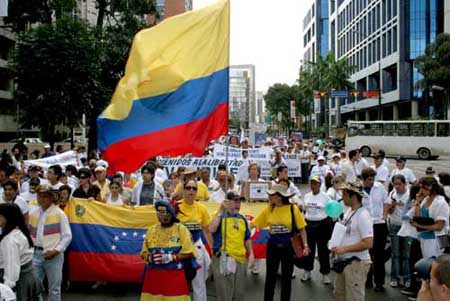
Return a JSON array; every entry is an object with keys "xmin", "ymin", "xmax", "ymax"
[
  {"xmin": 226, "ymin": 191, "xmax": 245, "ymax": 201},
  {"xmin": 317, "ymin": 156, "xmax": 326, "ymax": 161},
  {"xmin": 310, "ymin": 175, "xmax": 321, "ymax": 183}
]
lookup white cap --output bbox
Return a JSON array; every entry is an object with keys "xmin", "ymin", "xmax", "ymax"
[
  {"xmin": 96, "ymin": 159, "xmax": 109, "ymax": 169},
  {"xmin": 44, "ymin": 144, "xmax": 51, "ymax": 148},
  {"xmin": 331, "ymin": 153, "xmax": 341, "ymax": 159},
  {"xmin": 317, "ymin": 156, "xmax": 326, "ymax": 161},
  {"xmin": 94, "ymin": 166, "xmax": 106, "ymax": 172}
]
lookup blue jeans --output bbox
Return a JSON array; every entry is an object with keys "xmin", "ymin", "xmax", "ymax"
[
  {"xmin": 389, "ymin": 224, "xmax": 411, "ymax": 282},
  {"xmin": 33, "ymin": 250, "xmax": 63, "ymax": 301}
]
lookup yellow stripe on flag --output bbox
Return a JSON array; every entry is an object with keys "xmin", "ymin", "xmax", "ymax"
[{"xmin": 102, "ymin": 0, "xmax": 230, "ymax": 120}]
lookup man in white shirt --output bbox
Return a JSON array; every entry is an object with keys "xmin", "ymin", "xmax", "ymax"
[
  {"xmin": 371, "ymin": 154, "xmax": 390, "ymax": 188},
  {"xmin": 20, "ymin": 165, "xmax": 48, "ymax": 194},
  {"xmin": 299, "ymin": 144, "xmax": 312, "ymax": 184},
  {"xmin": 361, "ymin": 167, "xmax": 390, "ymax": 292},
  {"xmin": 390, "ymin": 156, "xmax": 417, "ymax": 186},
  {"xmin": 341, "ymin": 150, "xmax": 358, "ymax": 183},
  {"xmin": 332, "ymin": 181, "xmax": 373, "ymax": 301},
  {"xmin": 330, "ymin": 153, "xmax": 343, "ymax": 177},
  {"xmin": 310, "ymin": 156, "xmax": 333, "ymax": 186},
  {"xmin": 1, "ymin": 180, "xmax": 30, "ymax": 223},
  {"xmin": 355, "ymin": 149, "xmax": 370, "ymax": 177},
  {"xmin": 47, "ymin": 165, "xmax": 64, "ymax": 190},
  {"xmin": 30, "ymin": 188, "xmax": 72, "ymax": 301}
]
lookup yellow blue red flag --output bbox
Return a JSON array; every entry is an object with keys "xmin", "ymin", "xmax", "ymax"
[{"xmin": 97, "ymin": 0, "xmax": 230, "ymax": 174}]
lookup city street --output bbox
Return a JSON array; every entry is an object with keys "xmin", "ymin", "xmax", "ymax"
[{"xmin": 62, "ymin": 156, "xmax": 450, "ymax": 300}]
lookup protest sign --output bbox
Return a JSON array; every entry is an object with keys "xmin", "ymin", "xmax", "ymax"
[
  {"xmin": 24, "ymin": 151, "xmax": 81, "ymax": 170},
  {"xmin": 213, "ymin": 144, "xmax": 271, "ymax": 160}
]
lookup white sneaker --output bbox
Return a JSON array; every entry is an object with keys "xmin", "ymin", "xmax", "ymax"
[
  {"xmin": 322, "ymin": 274, "xmax": 331, "ymax": 285},
  {"xmin": 301, "ymin": 271, "xmax": 311, "ymax": 281}
]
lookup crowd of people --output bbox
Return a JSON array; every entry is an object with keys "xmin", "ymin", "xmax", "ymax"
[{"xmin": 0, "ymin": 138, "xmax": 450, "ymax": 301}]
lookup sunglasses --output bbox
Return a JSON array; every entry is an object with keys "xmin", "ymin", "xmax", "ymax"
[{"xmin": 185, "ymin": 186, "xmax": 197, "ymax": 191}]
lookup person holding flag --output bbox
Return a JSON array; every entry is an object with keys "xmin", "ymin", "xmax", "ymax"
[{"xmin": 140, "ymin": 200, "xmax": 196, "ymax": 301}]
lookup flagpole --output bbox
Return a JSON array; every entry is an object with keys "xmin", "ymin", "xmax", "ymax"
[{"xmin": 225, "ymin": 0, "xmax": 231, "ymax": 195}]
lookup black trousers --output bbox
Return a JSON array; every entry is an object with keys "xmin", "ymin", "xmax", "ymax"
[
  {"xmin": 409, "ymin": 238, "xmax": 423, "ymax": 294},
  {"xmin": 265, "ymin": 243, "xmax": 294, "ymax": 301},
  {"xmin": 303, "ymin": 218, "xmax": 332, "ymax": 274},
  {"xmin": 301, "ymin": 163, "xmax": 310, "ymax": 184},
  {"xmin": 367, "ymin": 223, "xmax": 388, "ymax": 287}
]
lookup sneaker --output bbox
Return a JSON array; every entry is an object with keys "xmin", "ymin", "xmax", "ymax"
[
  {"xmin": 404, "ymin": 281, "xmax": 411, "ymax": 289},
  {"xmin": 400, "ymin": 289, "xmax": 415, "ymax": 296},
  {"xmin": 301, "ymin": 271, "xmax": 311, "ymax": 281},
  {"xmin": 322, "ymin": 274, "xmax": 331, "ymax": 285},
  {"xmin": 251, "ymin": 266, "xmax": 260, "ymax": 275},
  {"xmin": 390, "ymin": 280, "xmax": 399, "ymax": 288},
  {"xmin": 408, "ymin": 297, "xmax": 417, "ymax": 301}
]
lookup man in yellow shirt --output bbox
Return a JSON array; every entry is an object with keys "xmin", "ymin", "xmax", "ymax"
[
  {"xmin": 174, "ymin": 167, "xmax": 210, "ymax": 201},
  {"xmin": 209, "ymin": 191, "xmax": 255, "ymax": 301}
]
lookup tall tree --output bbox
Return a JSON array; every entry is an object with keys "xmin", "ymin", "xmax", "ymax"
[
  {"xmin": 13, "ymin": 18, "xmax": 108, "ymax": 146},
  {"xmin": 415, "ymin": 33, "xmax": 450, "ymax": 91},
  {"xmin": 264, "ymin": 84, "xmax": 298, "ymax": 134}
]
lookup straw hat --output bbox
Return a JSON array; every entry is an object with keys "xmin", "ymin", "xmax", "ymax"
[{"xmin": 267, "ymin": 184, "xmax": 295, "ymax": 198}]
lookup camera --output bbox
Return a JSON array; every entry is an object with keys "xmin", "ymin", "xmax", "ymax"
[{"xmin": 414, "ymin": 257, "xmax": 436, "ymax": 280}]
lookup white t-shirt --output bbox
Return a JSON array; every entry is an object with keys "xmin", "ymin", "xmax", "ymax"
[
  {"xmin": 301, "ymin": 191, "xmax": 330, "ymax": 221},
  {"xmin": 310, "ymin": 164, "xmax": 332, "ymax": 183},
  {"xmin": 362, "ymin": 182, "xmax": 390, "ymax": 224},
  {"xmin": 106, "ymin": 195, "xmax": 125, "ymax": 206},
  {"xmin": 20, "ymin": 178, "xmax": 48, "ymax": 194},
  {"xmin": 382, "ymin": 158, "xmax": 391, "ymax": 171},
  {"xmin": 329, "ymin": 162, "xmax": 342, "ymax": 176},
  {"xmin": 327, "ymin": 187, "xmax": 343, "ymax": 201},
  {"xmin": 299, "ymin": 150, "xmax": 312, "ymax": 163},
  {"xmin": 388, "ymin": 189, "xmax": 410, "ymax": 226},
  {"xmin": 0, "ymin": 229, "xmax": 34, "ymax": 288},
  {"xmin": 338, "ymin": 207, "xmax": 373, "ymax": 260},
  {"xmin": 341, "ymin": 160, "xmax": 357, "ymax": 183},
  {"xmin": 444, "ymin": 186, "xmax": 450, "ymax": 199},
  {"xmin": 391, "ymin": 167, "xmax": 417, "ymax": 185},
  {"xmin": 355, "ymin": 158, "xmax": 369, "ymax": 176},
  {"xmin": 49, "ymin": 182, "xmax": 64, "ymax": 190},
  {"xmin": 19, "ymin": 192, "xmax": 36, "ymax": 204},
  {"xmin": 372, "ymin": 164, "xmax": 390, "ymax": 185},
  {"xmin": 0, "ymin": 197, "xmax": 30, "ymax": 215},
  {"xmin": 419, "ymin": 195, "xmax": 450, "ymax": 237}
]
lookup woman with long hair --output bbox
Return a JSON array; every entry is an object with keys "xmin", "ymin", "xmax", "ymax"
[
  {"xmin": 0, "ymin": 203, "xmax": 39, "ymax": 300},
  {"xmin": 410, "ymin": 177, "xmax": 449, "ymax": 257},
  {"xmin": 251, "ymin": 184, "xmax": 309, "ymax": 301}
]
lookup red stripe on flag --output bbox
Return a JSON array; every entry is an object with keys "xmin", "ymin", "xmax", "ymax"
[
  {"xmin": 102, "ymin": 103, "xmax": 228, "ymax": 175},
  {"xmin": 142, "ymin": 268, "xmax": 188, "ymax": 297},
  {"xmin": 69, "ymin": 252, "xmax": 145, "ymax": 282}
]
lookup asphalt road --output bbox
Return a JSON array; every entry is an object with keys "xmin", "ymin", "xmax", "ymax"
[{"xmin": 62, "ymin": 156, "xmax": 450, "ymax": 300}]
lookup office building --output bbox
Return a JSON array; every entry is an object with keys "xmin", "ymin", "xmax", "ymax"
[
  {"xmin": 229, "ymin": 65, "xmax": 256, "ymax": 128},
  {"xmin": 302, "ymin": 0, "xmax": 447, "ymax": 130},
  {"xmin": 302, "ymin": 0, "xmax": 330, "ymax": 128},
  {"xmin": 256, "ymin": 91, "xmax": 266, "ymax": 124},
  {"xmin": 330, "ymin": 0, "xmax": 445, "ymax": 124}
]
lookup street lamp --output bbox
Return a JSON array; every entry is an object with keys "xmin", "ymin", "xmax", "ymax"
[{"xmin": 351, "ymin": 30, "xmax": 382, "ymax": 120}]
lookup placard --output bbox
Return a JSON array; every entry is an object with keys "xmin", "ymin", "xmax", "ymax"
[{"xmin": 241, "ymin": 181, "xmax": 271, "ymax": 202}]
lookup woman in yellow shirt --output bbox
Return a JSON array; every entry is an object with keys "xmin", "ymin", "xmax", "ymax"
[
  {"xmin": 140, "ymin": 200, "xmax": 196, "ymax": 301},
  {"xmin": 251, "ymin": 184, "xmax": 309, "ymax": 301},
  {"xmin": 176, "ymin": 179, "xmax": 212, "ymax": 301}
]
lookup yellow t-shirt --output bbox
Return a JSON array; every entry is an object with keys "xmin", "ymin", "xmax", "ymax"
[
  {"xmin": 213, "ymin": 213, "xmax": 250, "ymax": 263},
  {"xmin": 252, "ymin": 204, "xmax": 307, "ymax": 245},
  {"xmin": 141, "ymin": 223, "xmax": 196, "ymax": 260},
  {"xmin": 177, "ymin": 200, "xmax": 211, "ymax": 241},
  {"xmin": 175, "ymin": 182, "xmax": 210, "ymax": 201}
]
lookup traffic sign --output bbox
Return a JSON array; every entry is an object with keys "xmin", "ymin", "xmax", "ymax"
[{"xmin": 330, "ymin": 90, "xmax": 348, "ymax": 98}]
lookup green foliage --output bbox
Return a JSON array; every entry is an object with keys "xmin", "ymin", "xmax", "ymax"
[
  {"xmin": 264, "ymin": 84, "xmax": 297, "ymax": 131},
  {"xmin": 415, "ymin": 33, "xmax": 450, "ymax": 91},
  {"xmin": 13, "ymin": 18, "xmax": 108, "ymax": 145}
]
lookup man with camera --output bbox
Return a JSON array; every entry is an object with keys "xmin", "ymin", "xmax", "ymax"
[{"xmin": 416, "ymin": 255, "xmax": 450, "ymax": 301}]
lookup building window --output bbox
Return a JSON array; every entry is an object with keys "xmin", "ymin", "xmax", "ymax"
[
  {"xmin": 330, "ymin": 0, "xmax": 336, "ymax": 14},
  {"xmin": 382, "ymin": 0, "xmax": 386, "ymax": 24},
  {"xmin": 393, "ymin": 0, "xmax": 397, "ymax": 17},
  {"xmin": 387, "ymin": 0, "xmax": 391, "ymax": 21},
  {"xmin": 387, "ymin": 30, "xmax": 392, "ymax": 55},
  {"xmin": 382, "ymin": 33, "xmax": 387, "ymax": 57},
  {"xmin": 393, "ymin": 26, "xmax": 398, "ymax": 52}
]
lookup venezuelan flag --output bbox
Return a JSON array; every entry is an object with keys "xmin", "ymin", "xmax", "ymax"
[
  {"xmin": 66, "ymin": 199, "xmax": 269, "ymax": 282},
  {"xmin": 97, "ymin": 0, "xmax": 230, "ymax": 174},
  {"xmin": 66, "ymin": 199, "xmax": 158, "ymax": 282}
]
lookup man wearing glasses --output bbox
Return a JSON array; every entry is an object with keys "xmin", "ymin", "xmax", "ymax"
[{"xmin": 72, "ymin": 168, "xmax": 101, "ymax": 202}]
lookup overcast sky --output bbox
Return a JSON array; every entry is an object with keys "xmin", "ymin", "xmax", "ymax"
[{"xmin": 194, "ymin": 0, "xmax": 313, "ymax": 92}]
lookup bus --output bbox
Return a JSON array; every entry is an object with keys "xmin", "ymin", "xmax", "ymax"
[{"xmin": 345, "ymin": 120, "xmax": 450, "ymax": 159}]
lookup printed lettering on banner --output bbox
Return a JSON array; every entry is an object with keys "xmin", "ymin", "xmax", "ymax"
[{"xmin": 24, "ymin": 151, "xmax": 81, "ymax": 170}]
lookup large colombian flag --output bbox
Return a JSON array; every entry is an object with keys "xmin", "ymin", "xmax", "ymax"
[
  {"xmin": 66, "ymin": 199, "xmax": 269, "ymax": 283},
  {"xmin": 97, "ymin": 0, "xmax": 230, "ymax": 175}
]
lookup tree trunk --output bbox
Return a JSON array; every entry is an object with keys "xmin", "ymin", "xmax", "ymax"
[{"xmin": 97, "ymin": 0, "xmax": 107, "ymax": 28}]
